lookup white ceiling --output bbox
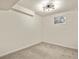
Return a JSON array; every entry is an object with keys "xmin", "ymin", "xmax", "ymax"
[
  {"xmin": 0, "ymin": 0, "xmax": 20, "ymax": 10},
  {"xmin": 0, "ymin": 0, "xmax": 77, "ymax": 16},
  {"xmin": 17, "ymin": 0, "xmax": 78, "ymax": 16}
]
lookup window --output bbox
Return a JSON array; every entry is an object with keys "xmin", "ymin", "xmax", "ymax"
[{"xmin": 54, "ymin": 16, "xmax": 66, "ymax": 24}]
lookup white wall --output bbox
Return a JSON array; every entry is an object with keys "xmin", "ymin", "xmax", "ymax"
[
  {"xmin": 42, "ymin": 10, "xmax": 78, "ymax": 49},
  {"xmin": 0, "ymin": 10, "xmax": 42, "ymax": 56},
  {"xmin": 0, "ymin": 9, "xmax": 77, "ymax": 57}
]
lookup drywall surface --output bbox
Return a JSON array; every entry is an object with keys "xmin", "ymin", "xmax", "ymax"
[
  {"xmin": 0, "ymin": 10, "xmax": 42, "ymax": 56},
  {"xmin": 42, "ymin": 10, "xmax": 78, "ymax": 49},
  {"xmin": 0, "ymin": 9, "xmax": 77, "ymax": 57}
]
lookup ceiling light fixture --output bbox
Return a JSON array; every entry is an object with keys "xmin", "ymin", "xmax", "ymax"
[{"xmin": 43, "ymin": 0, "xmax": 55, "ymax": 12}]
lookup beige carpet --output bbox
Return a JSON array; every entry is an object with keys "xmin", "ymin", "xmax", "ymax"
[{"xmin": 0, "ymin": 42, "xmax": 78, "ymax": 59}]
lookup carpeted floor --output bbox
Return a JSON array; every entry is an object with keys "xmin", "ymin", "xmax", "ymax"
[{"xmin": 0, "ymin": 42, "xmax": 78, "ymax": 59}]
